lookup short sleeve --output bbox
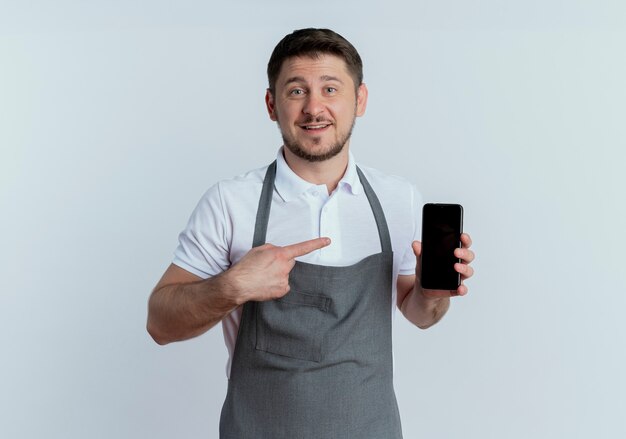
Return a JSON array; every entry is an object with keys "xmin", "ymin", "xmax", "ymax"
[
  {"xmin": 398, "ymin": 183, "xmax": 423, "ymax": 276},
  {"xmin": 172, "ymin": 182, "xmax": 231, "ymax": 278}
]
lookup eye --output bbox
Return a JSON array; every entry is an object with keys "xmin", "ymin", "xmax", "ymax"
[
  {"xmin": 290, "ymin": 88, "xmax": 305, "ymax": 96},
  {"xmin": 325, "ymin": 87, "xmax": 337, "ymax": 93}
]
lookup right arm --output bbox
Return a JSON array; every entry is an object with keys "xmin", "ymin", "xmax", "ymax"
[
  {"xmin": 147, "ymin": 238, "xmax": 331, "ymax": 345},
  {"xmin": 146, "ymin": 263, "xmax": 242, "ymax": 345}
]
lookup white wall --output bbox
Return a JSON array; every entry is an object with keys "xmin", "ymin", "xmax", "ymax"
[{"xmin": 1, "ymin": 1, "xmax": 625, "ymax": 438}]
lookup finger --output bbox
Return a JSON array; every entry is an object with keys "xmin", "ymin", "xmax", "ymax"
[
  {"xmin": 282, "ymin": 237, "xmax": 331, "ymax": 259},
  {"xmin": 455, "ymin": 263, "xmax": 474, "ymax": 279},
  {"xmin": 460, "ymin": 233, "xmax": 472, "ymax": 248},
  {"xmin": 454, "ymin": 247, "xmax": 475, "ymax": 263},
  {"xmin": 456, "ymin": 284, "xmax": 468, "ymax": 296},
  {"xmin": 412, "ymin": 241, "xmax": 422, "ymax": 257},
  {"xmin": 412, "ymin": 242, "xmax": 423, "ymax": 280}
]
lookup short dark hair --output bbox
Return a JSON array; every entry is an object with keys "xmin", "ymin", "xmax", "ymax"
[{"xmin": 267, "ymin": 28, "xmax": 363, "ymax": 93}]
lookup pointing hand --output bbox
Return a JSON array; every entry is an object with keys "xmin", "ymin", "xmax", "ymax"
[{"xmin": 227, "ymin": 237, "xmax": 331, "ymax": 303}]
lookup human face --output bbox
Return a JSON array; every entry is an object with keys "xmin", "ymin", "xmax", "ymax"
[{"xmin": 265, "ymin": 54, "xmax": 368, "ymax": 162}]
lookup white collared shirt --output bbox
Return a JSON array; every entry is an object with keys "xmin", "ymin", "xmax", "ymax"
[{"xmin": 173, "ymin": 148, "xmax": 423, "ymax": 377}]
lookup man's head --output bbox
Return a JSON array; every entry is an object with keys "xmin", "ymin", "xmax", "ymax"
[
  {"xmin": 266, "ymin": 29, "xmax": 367, "ymax": 163},
  {"xmin": 267, "ymin": 28, "xmax": 363, "ymax": 94}
]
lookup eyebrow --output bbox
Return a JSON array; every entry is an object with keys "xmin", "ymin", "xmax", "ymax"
[{"xmin": 283, "ymin": 75, "xmax": 344, "ymax": 86}]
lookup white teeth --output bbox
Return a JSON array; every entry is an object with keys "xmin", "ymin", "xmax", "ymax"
[{"xmin": 304, "ymin": 124, "xmax": 328, "ymax": 130}]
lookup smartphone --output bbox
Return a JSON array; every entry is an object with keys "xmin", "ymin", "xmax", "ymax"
[{"xmin": 420, "ymin": 203, "xmax": 464, "ymax": 290}]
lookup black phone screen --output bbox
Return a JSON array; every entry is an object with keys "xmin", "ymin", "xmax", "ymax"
[{"xmin": 420, "ymin": 203, "xmax": 463, "ymax": 290}]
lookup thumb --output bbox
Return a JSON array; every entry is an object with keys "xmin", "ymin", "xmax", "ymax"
[
  {"xmin": 412, "ymin": 241, "xmax": 422, "ymax": 281},
  {"xmin": 412, "ymin": 240, "xmax": 422, "ymax": 257}
]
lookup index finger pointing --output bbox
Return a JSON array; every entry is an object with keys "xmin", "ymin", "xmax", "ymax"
[{"xmin": 282, "ymin": 237, "xmax": 331, "ymax": 259}]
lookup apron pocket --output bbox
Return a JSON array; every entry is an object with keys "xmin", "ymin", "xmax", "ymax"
[{"xmin": 255, "ymin": 290, "xmax": 331, "ymax": 362}]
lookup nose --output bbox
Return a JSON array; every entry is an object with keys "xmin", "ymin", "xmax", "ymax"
[{"xmin": 302, "ymin": 92, "xmax": 325, "ymax": 116}]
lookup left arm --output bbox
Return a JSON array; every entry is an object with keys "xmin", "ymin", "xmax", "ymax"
[{"xmin": 397, "ymin": 233, "xmax": 475, "ymax": 329}]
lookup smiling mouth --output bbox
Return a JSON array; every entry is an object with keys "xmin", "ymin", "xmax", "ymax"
[{"xmin": 300, "ymin": 124, "xmax": 331, "ymax": 131}]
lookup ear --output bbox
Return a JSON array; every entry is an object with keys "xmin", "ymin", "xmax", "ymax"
[
  {"xmin": 265, "ymin": 89, "xmax": 277, "ymax": 121},
  {"xmin": 355, "ymin": 83, "xmax": 368, "ymax": 117}
]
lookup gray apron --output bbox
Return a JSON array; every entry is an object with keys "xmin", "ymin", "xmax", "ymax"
[{"xmin": 219, "ymin": 161, "xmax": 403, "ymax": 439}]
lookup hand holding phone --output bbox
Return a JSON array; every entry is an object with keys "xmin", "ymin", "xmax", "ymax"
[{"xmin": 420, "ymin": 203, "xmax": 464, "ymax": 290}]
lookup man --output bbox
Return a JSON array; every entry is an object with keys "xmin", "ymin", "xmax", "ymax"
[{"xmin": 147, "ymin": 28, "xmax": 475, "ymax": 438}]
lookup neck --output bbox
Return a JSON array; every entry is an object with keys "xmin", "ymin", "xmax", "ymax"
[{"xmin": 282, "ymin": 145, "xmax": 350, "ymax": 194}]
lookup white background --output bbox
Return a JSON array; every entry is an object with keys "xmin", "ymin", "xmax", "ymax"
[{"xmin": 1, "ymin": 1, "xmax": 625, "ymax": 438}]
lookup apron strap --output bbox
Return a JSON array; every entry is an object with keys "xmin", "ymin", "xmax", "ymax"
[
  {"xmin": 252, "ymin": 160, "xmax": 392, "ymax": 254},
  {"xmin": 356, "ymin": 166, "xmax": 393, "ymax": 254}
]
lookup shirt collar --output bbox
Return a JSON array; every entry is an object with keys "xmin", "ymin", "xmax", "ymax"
[
  {"xmin": 338, "ymin": 151, "xmax": 363, "ymax": 196},
  {"xmin": 274, "ymin": 147, "xmax": 363, "ymax": 202}
]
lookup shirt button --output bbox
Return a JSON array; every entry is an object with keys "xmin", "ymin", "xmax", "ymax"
[{"xmin": 312, "ymin": 190, "xmax": 319, "ymax": 197}]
